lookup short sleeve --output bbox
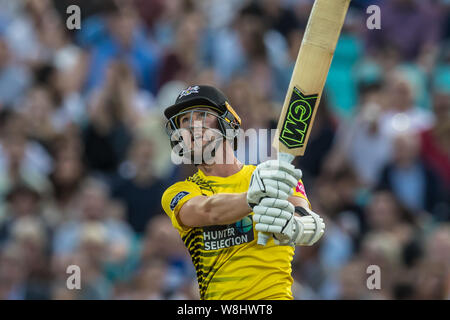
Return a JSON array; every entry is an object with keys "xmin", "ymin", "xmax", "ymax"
[
  {"xmin": 161, "ymin": 181, "xmax": 203, "ymax": 232},
  {"xmin": 292, "ymin": 179, "xmax": 312, "ymax": 209}
]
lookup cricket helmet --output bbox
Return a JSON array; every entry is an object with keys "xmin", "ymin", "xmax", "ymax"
[{"xmin": 164, "ymin": 85, "xmax": 242, "ymax": 154}]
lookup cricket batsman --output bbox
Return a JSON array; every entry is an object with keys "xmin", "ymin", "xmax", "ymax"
[{"xmin": 161, "ymin": 85, "xmax": 325, "ymax": 300}]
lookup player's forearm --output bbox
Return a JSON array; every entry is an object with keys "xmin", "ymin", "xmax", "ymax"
[
  {"xmin": 288, "ymin": 196, "xmax": 312, "ymax": 221},
  {"xmin": 288, "ymin": 195, "xmax": 309, "ymax": 209},
  {"xmin": 203, "ymin": 192, "xmax": 252, "ymax": 225}
]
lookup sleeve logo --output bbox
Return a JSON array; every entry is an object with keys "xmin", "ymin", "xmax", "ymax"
[
  {"xmin": 296, "ymin": 181, "xmax": 307, "ymax": 197},
  {"xmin": 170, "ymin": 191, "xmax": 190, "ymax": 210}
]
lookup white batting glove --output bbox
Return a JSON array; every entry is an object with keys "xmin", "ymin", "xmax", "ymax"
[
  {"xmin": 254, "ymin": 200, "xmax": 325, "ymax": 247},
  {"xmin": 247, "ymin": 160, "xmax": 302, "ymax": 208},
  {"xmin": 253, "ymin": 197, "xmax": 295, "ymax": 233},
  {"xmin": 292, "ymin": 208, "xmax": 326, "ymax": 246}
]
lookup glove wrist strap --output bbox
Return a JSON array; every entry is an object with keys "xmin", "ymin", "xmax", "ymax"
[
  {"xmin": 294, "ymin": 206, "xmax": 324, "ymax": 246},
  {"xmin": 292, "ymin": 206, "xmax": 312, "ymax": 246},
  {"xmin": 294, "ymin": 206, "xmax": 310, "ymax": 217},
  {"xmin": 292, "ymin": 216, "xmax": 305, "ymax": 246}
]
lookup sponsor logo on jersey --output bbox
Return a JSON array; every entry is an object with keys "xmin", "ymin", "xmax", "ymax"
[
  {"xmin": 296, "ymin": 181, "xmax": 307, "ymax": 197},
  {"xmin": 203, "ymin": 215, "xmax": 254, "ymax": 251},
  {"xmin": 170, "ymin": 191, "xmax": 190, "ymax": 210}
]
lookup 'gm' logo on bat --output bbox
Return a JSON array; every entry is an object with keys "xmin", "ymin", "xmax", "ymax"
[{"xmin": 280, "ymin": 87, "xmax": 318, "ymax": 149}]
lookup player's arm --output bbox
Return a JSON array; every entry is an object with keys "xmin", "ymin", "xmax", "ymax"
[
  {"xmin": 178, "ymin": 192, "xmax": 307, "ymax": 228},
  {"xmin": 288, "ymin": 195, "xmax": 309, "ymax": 211},
  {"xmin": 179, "ymin": 159, "xmax": 303, "ymax": 228},
  {"xmin": 178, "ymin": 193, "xmax": 252, "ymax": 228}
]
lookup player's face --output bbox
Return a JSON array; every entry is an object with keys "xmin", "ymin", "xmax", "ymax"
[{"xmin": 177, "ymin": 108, "xmax": 221, "ymax": 152}]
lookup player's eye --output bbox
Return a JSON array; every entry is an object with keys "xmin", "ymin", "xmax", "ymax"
[
  {"xmin": 193, "ymin": 111, "xmax": 206, "ymax": 120},
  {"xmin": 180, "ymin": 117, "xmax": 189, "ymax": 126}
]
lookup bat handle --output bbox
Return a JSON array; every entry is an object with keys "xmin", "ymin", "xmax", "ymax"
[
  {"xmin": 257, "ymin": 152, "xmax": 295, "ymax": 246},
  {"xmin": 257, "ymin": 232, "xmax": 271, "ymax": 246},
  {"xmin": 277, "ymin": 152, "xmax": 295, "ymax": 164}
]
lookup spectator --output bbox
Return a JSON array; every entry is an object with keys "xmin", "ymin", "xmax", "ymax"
[
  {"xmin": 157, "ymin": 10, "xmax": 206, "ymax": 90},
  {"xmin": 380, "ymin": 70, "xmax": 434, "ymax": 136},
  {"xmin": 359, "ymin": 231, "xmax": 402, "ymax": 298},
  {"xmin": 365, "ymin": 0, "xmax": 442, "ymax": 61},
  {"xmin": 1, "ymin": 0, "xmax": 59, "ymax": 66},
  {"xmin": 9, "ymin": 218, "xmax": 52, "ymax": 299},
  {"xmin": 260, "ymin": 0, "xmax": 302, "ymax": 38},
  {"xmin": 0, "ymin": 37, "xmax": 31, "ymax": 108},
  {"xmin": 325, "ymin": 81, "xmax": 392, "ymax": 186},
  {"xmin": 118, "ymin": 258, "xmax": 167, "ymax": 299},
  {"xmin": 139, "ymin": 215, "xmax": 194, "ymax": 296},
  {"xmin": 0, "ymin": 242, "xmax": 28, "ymax": 299},
  {"xmin": 82, "ymin": 61, "xmax": 136, "ymax": 175},
  {"xmin": 21, "ymin": 85, "xmax": 60, "ymax": 144},
  {"xmin": 84, "ymin": 4, "xmax": 161, "ymax": 94},
  {"xmin": 336, "ymin": 259, "xmax": 372, "ymax": 299},
  {"xmin": 52, "ymin": 178, "xmax": 134, "ymax": 262},
  {"xmin": 420, "ymin": 89, "xmax": 450, "ymax": 192},
  {"xmin": 378, "ymin": 132, "xmax": 445, "ymax": 215},
  {"xmin": 423, "ymin": 224, "xmax": 450, "ymax": 271},
  {"xmin": 368, "ymin": 189, "xmax": 414, "ymax": 228},
  {"xmin": 112, "ymin": 137, "xmax": 170, "ymax": 234},
  {"xmin": 46, "ymin": 137, "xmax": 85, "ymax": 225},
  {"xmin": 0, "ymin": 184, "xmax": 50, "ymax": 246},
  {"xmin": 52, "ymin": 234, "xmax": 113, "ymax": 300}
]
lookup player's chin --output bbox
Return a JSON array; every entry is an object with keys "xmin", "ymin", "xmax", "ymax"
[{"xmin": 186, "ymin": 140, "xmax": 222, "ymax": 165}]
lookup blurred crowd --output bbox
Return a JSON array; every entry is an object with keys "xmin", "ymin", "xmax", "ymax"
[{"xmin": 0, "ymin": 0, "xmax": 449, "ymax": 300}]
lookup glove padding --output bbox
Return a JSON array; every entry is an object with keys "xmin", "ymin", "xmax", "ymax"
[
  {"xmin": 253, "ymin": 198, "xmax": 295, "ymax": 232},
  {"xmin": 292, "ymin": 211, "xmax": 325, "ymax": 246},
  {"xmin": 254, "ymin": 201, "xmax": 325, "ymax": 247},
  {"xmin": 247, "ymin": 160, "xmax": 302, "ymax": 208}
]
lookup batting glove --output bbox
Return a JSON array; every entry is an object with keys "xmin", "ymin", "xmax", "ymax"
[
  {"xmin": 254, "ymin": 201, "xmax": 325, "ymax": 247},
  {"xmin": 247, "ymin": 160, "xmax": 302, "ymax": 208}
]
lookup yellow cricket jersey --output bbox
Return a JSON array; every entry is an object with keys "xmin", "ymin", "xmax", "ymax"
[{"xmin": 161, "ymin": 165, "xmax": 310, "ymax": 300}]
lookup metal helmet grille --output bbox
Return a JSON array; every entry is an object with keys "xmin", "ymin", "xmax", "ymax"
[{"xmin": 165, "ymin": 109, "xmax": 240, "ymax": 163}]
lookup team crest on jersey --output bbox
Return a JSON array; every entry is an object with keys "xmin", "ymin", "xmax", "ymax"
[
  {"xmin": 170, "ymin": 191, "xmax": 190, "ymax": 210},
  {"xmin": 179, "ymin": 86, "xmax": 200, "ymax": 98},
  {"xmin": 202, "ymin": 215, "xmax": 254, "ymax": 251}
]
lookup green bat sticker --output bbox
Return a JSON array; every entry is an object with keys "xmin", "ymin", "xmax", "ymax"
[{"xmin": 279, "ymin": 87, "xmax": 318, "ymax": 149}]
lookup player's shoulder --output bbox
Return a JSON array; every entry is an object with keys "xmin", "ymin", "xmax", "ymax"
[
  {"xmin": 161, "ymin": 179, "xmax": 202, "ymax": 213},
  {"xmin": 162, "ymin": 179, "xmax": 202, "ymax": 198},
  {"xmin": 244, "ymin": 164, "xmax": 256, "ymax": 178},
  {"xmin": 228, "ymin": 164, "xmax": 256, "ymax": 182},
  {"xmin": 243, "ymin": 164, "xmax": 256, "ymax": 174}
]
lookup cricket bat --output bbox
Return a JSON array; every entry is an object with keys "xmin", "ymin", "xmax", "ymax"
[{"xmin": 258, "ymin": 0, "xmax": 351, "ymax": 245}]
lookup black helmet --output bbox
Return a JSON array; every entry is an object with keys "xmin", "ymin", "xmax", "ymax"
[{"xmin": 164, "ymin": 85, "xmax": 241, "ymax": 153}]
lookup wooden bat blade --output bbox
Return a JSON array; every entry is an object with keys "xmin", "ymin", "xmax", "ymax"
[{"xmin": 273, "ymin": 0, "xmax": 351, "ymax": 157}]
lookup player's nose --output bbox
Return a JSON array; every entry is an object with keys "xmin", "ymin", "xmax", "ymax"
[{"xmin": 192, "ymin": 111, "xmax": 206, "ymax": 121}]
